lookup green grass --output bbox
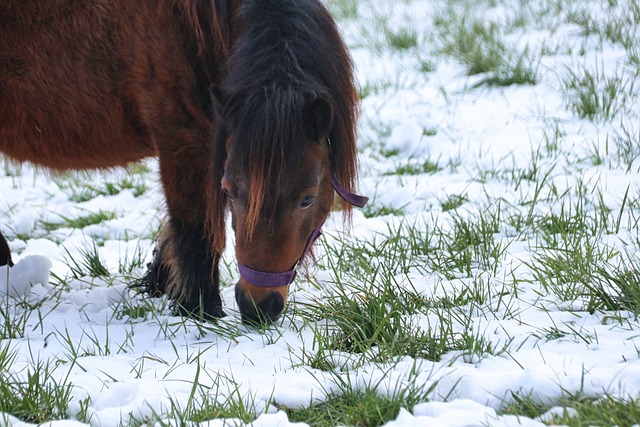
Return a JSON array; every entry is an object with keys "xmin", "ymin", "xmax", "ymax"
[
  {"xmin": 384, "ymin": 158, "xmax": 441, "ymax": 176},
  {"xmin": 326, "ymin": 0, "xmax": 359, "ymax": 20},
  {"xmin": 560, "ymin": 62, "xmax": 637, "ymax": 122},
  {"xmin": 41, "ymin": 210, "xmax": 116, "ymax": 232},
  {"xmin": 284, "ymin": 369, "xmax": 434, "ymax": 427},
  {"xmin": 500, "ymin": 393, "xmax": 640, "ymax": 426},
  {"xmin": 384, "ymin": 27, "xmax": 418, "ymax": 50},
  {"xmin": 546, "ymin": 395, "xmax": 640, "ymax": 426},
  {"xmin": 435, "ymin": 12, "xmax": 539, "ymax": 86},
  {"xmin": 0, "ymin": 352, "xmax": 73, "ymax": 424},
  {"xmin": 440, "ymin": 194, "xmax": 467, "ymax": 212},
  {"xmin": 362, "ymin": 203, "xmax": 405, "ymax": 218},
  {"xmin": 296, "ymin": 271, "xmax": 448, "ymax": 363},
  {"xmin": 64, "ymin": 242, "xmax": 110, "ymax": 279},
  {"xmin": 53, "ymin": 165, "xmax": 151, "ymax": 203}
]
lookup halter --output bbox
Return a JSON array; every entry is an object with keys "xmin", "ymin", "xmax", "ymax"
[{"xmin": 237, "ymin": 176, "xmax": 368, "ymax": 287}]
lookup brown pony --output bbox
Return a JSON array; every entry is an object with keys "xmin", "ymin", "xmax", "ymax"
[{"xmin": 0, "ymin": 0, "xmax": 361, "ymax": 324}]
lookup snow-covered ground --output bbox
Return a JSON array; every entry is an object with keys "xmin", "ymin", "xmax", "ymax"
[{"xmin": 2, "ymin": 0, "xmax": 640, "ymax": 425}]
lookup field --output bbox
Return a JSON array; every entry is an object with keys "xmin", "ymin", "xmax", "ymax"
[{"xmin": 2, "ymin": 0, "xmax": 640, "ymax": 425}]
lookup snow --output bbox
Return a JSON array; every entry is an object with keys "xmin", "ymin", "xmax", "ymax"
[
  {"xmin": 2, "ymin": 0, "xmax": 640, "ymax": 426},
  {"xmin": 0, "ymin": 255, "xmax": 51, "ymax": 298}
]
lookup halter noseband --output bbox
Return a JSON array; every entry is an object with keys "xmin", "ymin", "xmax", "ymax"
[{"xmin": 237, "ymin": 176, "xmax": 368, "ymax": 288}]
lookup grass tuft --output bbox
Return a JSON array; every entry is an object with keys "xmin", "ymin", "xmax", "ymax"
[
  {"xmin": 560, "ymin": 62, "xmax": 637, "ymax": 122},
  {"xmin": 284, "ymin": 366, "xmax": 434, "ymax": 427}
]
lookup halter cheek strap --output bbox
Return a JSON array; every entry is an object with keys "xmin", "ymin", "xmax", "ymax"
[{"xmin": 237, "ymin": 177, "xmax": 368, "ymax": 288}]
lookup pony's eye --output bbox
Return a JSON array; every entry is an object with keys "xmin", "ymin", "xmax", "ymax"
[
  {"xmin": 222, "ymin": 186, "xmax": 234, "ymax": 200},
  {"xmin": 300, "ymin": 195, "xmax": 316, "ymax": 209}
]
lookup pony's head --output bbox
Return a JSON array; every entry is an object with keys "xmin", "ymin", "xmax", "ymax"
[
  {"xmin": 207, "ymin": 0, "xmax": 361, "ymax": 324},
  {"xmin": 214, "ymin": 87, "xmax": 337, "ymax": 323}
]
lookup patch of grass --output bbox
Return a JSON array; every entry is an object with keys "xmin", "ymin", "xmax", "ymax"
[
  {"xmin": 318, "ymin": 221, "xmax": 434, "ymax": 277},
  {"xmin": 560, "ymin": 62, "xmax": 637, "ymax": 122},
  {"xmin": 611, "ymin": 123, "xmax": 640, "ymax": 172},
  {"xmin": 41, "ymin": 210, "xmax": 116, "ymax": 232},
  {"xmin": 501, "ymin": 393, "xmax": 640, "ymax": 426},
  {"xmin": 440, "ymin": 194, "xmax": 467, "ymax": 212},
  {"xmin": 362, "ymin": 203, "xmax": 405, "ymax": 218},
  {"xmin": 473, "ymin": 46, "xmax": 540, "ymax": 87},
  {"xmin": 297, "ymin": 269, "xmax": 442, "ymax": 362},
  {"xmin": 540, "ymin": 119, "xmax": 566, "ymax": 156},
  {"xmin": 358, "ymin": 74, "xmax": 422, "ymax": 100},
  {"xmin": 117, "ymin": 242, "xmax": 149, "ymax": 277},
  {"xmin": 547, "ymin": 395, "xmax": 640, "ymax": 426},
  {"xmin": 427, "ymin": 204, "xmax": 512, "ymax": 279},
  {"xmin": 423, "ymin": 126, "xmax": 438, "ymax": 137},
  {"xmin": 419, "ymin": 59, "xmax": 436, "ymax": 73},
  {"xmin": 64, "ymin": 242, "xmax": 110, "ymax": 279},
  {"xmin": 284, "ymin": 370, "xmax": 434, "ymax": 427},
  {"xmin": 499, "ymin": 391, "xmax": 550, "ymax": 419},
  {"xmin": 584, "ymin": 258, "xmax": 640, "ymax": 314},
  {"xmin": 0, "ymin": 301, "xmax": 30, "ymax": 340},
  {"xmin": 436, "ymin": 13, "xmax": 539, "ymax": 86},
  {"xmin": 54, "ymin": 168, "xmax": 150, "ymax": 203},
  {"xmin": 572, "ymin": 1, "xmax": 640, "ymax": 50},
  {"xmin": 130, "ymin": 370, "xmax": 259, "ymax": 426},
  {"xmin": 526, "ymin": 236, "xmax": 619, "ymax": 310},
  {"xmin": 117, "ymin": 300, "xmax": 162, "ymax": 321},
  {"xmin": 0, "ymin": 357, "xmax": 74, "ymax": 424},
  {"xmin": 297, "ymin": 255, "xmax": 508, "ymax": 366},
  {"xmin": 326, "ymin": 0, "xmax": 358, "ymax": 20},
  {"xmin": 384, "ymin": 158, "xmax": 441, "ymax": 176},
  {"xmin": 384, "ymin": 27, "xmax": 418, "ymax": 50}
]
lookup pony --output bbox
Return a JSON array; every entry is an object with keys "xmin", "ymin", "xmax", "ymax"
[{"xmin": 0, "ymin": 0, "xmax": 364, "ymax": 324}]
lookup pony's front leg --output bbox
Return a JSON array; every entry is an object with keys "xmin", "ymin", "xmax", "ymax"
[
  {"xmin": 141, "ymin": 142, "xmax": 225, "ymax": 319},
  {"xmin": 0, "ymin": 232, "xmax": 13, "ymax": 267}
]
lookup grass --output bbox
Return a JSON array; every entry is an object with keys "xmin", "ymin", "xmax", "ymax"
[
  {"xmin": 560, "ymin": 62, "xmax": 637, "ymax": 122},
  {"xmin": 284, "ymin": 368, "xmax": 434, "ymax": 427},
  {"xmin": 326, "ymin": 0, "xmax": 359, "ymax": 20},
  {"xmin": 440, "ymin": 193, "xmax": 467, "ymax": 212},
  {"xmin": 384, "ymin": 27, "xmax": 418, "ymax": 50},
  {"xmin": 53, "ymin": 165, "xmax": 151, "ymax": 203},
  {"xmin": 296, "ymin": 271, "xmax": 447, "ymax": 363},
  {"xmin": 384, "ymin": 158, "xmax": 441, "ymax": 176},
  {"xmin": 435, "ymin": 12, "xmax": 540, "ymax": 86},
  {"xmin": 41, "ymin": 210, "xmax": 116, "ymax": 233},
  {"xmin": 64, "ymin": 242, "xmax": 110, "ymax": 279},
  {"xmin": 500, "ymin": 393, "xmax": 640, "ymax": 426},
  {"xmin": 0, "ymin": 349, "xmax": 74, "ymax": 424}
]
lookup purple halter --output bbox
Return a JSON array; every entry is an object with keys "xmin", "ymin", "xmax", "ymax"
[{"xmin": 237, "ymin": 176, "xmax": 368, "ymax": 287}]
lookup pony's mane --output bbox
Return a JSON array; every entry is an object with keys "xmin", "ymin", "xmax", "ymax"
[
  {"xmin": 215, "ymin": 0, "xmax": 360, "ymax": 239},
  {"xmin": 173, "ymin": 0, "xmax": 231, "ymax": 57}
]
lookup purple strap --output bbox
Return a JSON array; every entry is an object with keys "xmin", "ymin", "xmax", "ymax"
[
  {"xmin": 238, "ymin": 177, "xmax": 368, "ymax": 287},
  {"xmin": 331, "ymin": 177, "xmax": 369, "ymax": 208}
]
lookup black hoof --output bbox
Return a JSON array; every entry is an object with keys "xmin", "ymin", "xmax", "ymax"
[{"xmin": 0, "ymin": 232, "xmax": 13, "ymax": 267}]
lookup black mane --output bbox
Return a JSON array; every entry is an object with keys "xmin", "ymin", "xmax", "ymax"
[{"xmin": 209, "ymin": 0, "xmax": 359, "ymax": 238}]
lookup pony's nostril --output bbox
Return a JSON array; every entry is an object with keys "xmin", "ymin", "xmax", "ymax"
[{"xmin": 235, "ymin": 285, "xmax": 285, "ymax": 325}]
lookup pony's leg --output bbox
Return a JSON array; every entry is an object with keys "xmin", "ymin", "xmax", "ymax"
[
  {"xmin": 141, "ymin": 142, "xmax": 225, "ymax": 319},
  {"xmin": 0, "ymin": 231, "xmax": 13, "ymax": 267}
]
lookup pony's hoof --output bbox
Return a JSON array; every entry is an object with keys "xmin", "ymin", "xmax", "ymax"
[{"xmin": 235, "ymin": 283, "xmax": 285, "ymax": 326}]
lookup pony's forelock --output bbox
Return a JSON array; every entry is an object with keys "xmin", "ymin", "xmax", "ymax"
[{"xmin": 225, "ymin": 86, "xmax": 310, "ymax": 239}]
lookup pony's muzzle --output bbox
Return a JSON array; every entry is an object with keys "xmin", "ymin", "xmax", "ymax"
[{"xmin": 235, "ymin": 278, "xmax": 288, "ymax": 325}]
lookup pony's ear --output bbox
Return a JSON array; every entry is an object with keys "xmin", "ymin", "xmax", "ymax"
[
  {"xmin": 210, "ymin": 85, "xmax": 227, "ymax": 116},
  {"xmin": 303, "ymin": 98, "xmax": 333, "ymax": 141}
]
